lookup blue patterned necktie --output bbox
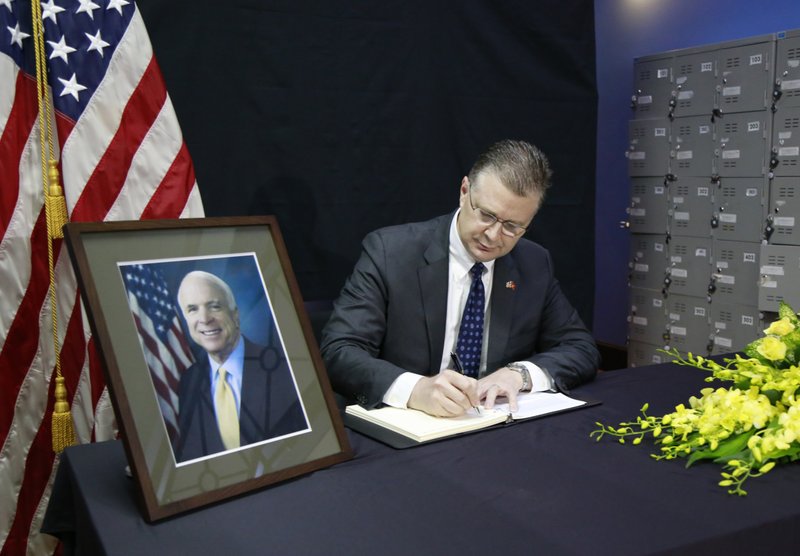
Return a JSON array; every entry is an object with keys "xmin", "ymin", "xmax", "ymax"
[{"xmin": 456, "ymin": 262, "xmax": 486, "ymax": 377}]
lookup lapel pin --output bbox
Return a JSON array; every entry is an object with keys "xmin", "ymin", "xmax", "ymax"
[{"xmin": 505, "ymin": 280, "xmax": 516, "ymax": 291}]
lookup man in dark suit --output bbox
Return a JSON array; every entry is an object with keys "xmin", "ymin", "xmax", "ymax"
[
  {"xmin": 321, "ymin": 140, "xmax": 599, "ymax": 417},
  {"xmin": 173, "ymin": 271, "xmax": 307, "ymax": 462}
]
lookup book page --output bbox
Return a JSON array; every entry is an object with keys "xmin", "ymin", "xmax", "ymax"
[
  {"xmin": 346, "ymin": 405, "xmax": 508, "ymax": 443},
  {"xmin": 491, "ymin": 391, "xmax": 586, "ymax": 420}
]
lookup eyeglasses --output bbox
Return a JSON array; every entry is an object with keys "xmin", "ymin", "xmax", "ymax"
[{"xmin": 468, "ymin": 187, "xmax": 529, "ymax": 238}]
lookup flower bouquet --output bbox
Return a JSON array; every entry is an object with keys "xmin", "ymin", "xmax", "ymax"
[{"xmin": 591, "ymin": 302, "xmax": 800, "ymax": 495}]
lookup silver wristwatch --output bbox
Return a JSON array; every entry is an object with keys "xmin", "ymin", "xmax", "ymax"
[{"xmin": 506, "ymin": 362, "xmax": 531, "ymax": 392}]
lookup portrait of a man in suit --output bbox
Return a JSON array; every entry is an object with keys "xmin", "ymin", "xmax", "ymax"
[{"xmin": 173, "ymin": 270, "xmax": 308, "ymax": 463}]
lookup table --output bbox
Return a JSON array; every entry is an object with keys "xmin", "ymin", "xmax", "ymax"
[{"xmin": 42, "ymin": 362, "xmax": 800, "ymax": 555}]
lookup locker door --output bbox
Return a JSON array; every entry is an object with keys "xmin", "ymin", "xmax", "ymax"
[
  {"xmin": 715, "ymin": 111, "xmax": 770, "ymax": 177},
  {"xmin": 628, "ymin": 119, "xmax": 671, "ymax": 176},
  {"xmin": 632, "ymin": 56, "xmax": 673, "ymax": 119},
  {"xmin": 716, "ymin": 41, "xmax": 774, "ymax": 114},
  {"xmin": 712, "ymin": 177, "xmax": 767, "ymax": 241},
  {"xmin": 710, "ymin": 239, "xmax": 760, "ymax": 306},
  {"xmin": 769, "ymin": 177, "xmax": 800, "ymax": 245},
  {"xmin": 629, "ymin": 178, "xmax": 669, "ymax": 234},
  {"xmin": 672, "ymin": 52, "xmax": 716, "ymax": 118},
  {"xmin": 671, "ymin": 116, "xmax": 715, "ymax": 177}
]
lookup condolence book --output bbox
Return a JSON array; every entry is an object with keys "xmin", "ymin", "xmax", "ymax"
[{"xmin": 345, "ymin": 391, "xmax": 598, "ymax": 448}]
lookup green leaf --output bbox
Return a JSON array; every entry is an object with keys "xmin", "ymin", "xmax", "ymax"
[{"xmin": 687, "ymin": 431, "xmax": 755, "ymax": 467}]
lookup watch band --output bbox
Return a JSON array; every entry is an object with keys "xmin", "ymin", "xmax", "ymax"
[{"xmin": 506, "ymin": 362, "xmax": 531, "ymax": 392}]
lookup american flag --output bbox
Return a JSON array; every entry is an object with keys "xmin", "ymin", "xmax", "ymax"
[
  {"xmin": 121, "ymin": 264, "xmax": 194, "ymax": 446},
  {"xmin": 0, "ymin": 0, "xmax": 204, "ymax": 553}
]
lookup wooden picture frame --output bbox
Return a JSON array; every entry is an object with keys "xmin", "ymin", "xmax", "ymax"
[{"xmin": 63, "ymin": 216, "xmax": 351, "ymax": 521}]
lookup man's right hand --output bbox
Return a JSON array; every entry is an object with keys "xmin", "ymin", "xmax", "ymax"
[{"xmin": 407, "ymin": 370, "xmax": 479, "ymax": 417}]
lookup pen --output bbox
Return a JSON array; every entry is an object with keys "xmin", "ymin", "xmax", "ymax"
[{"xmin": 450, "ymin": 351, "xmax": 481, "ymax": 415}]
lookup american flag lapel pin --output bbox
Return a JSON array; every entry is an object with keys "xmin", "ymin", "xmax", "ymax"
[{"xmin": 505, "ymin": 280, "xmax": 516, "ymax": 291}]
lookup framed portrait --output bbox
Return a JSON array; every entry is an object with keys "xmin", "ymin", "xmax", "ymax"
[{"xmin": 63, "ymin": 216, "xmax": 352, "ymax": 521}]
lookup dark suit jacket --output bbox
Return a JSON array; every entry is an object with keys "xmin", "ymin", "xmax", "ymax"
[
  {"xmin": 320, "ymin": 212, "xmax": 599, "ymax": 407},
  {"xmin": 174, "ymin": 337, "xmax": 308, "ymax": 462}
]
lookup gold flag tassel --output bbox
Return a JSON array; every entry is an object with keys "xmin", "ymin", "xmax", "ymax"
[{"xmin": 31, "ymin": 0, "xmax": 75, "ymax": 451}]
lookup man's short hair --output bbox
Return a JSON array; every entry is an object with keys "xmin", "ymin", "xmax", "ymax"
[
  {"xmin": 468, "ymin": 139, "xmax": 553, "ymax": 198},
  {"xmin": 178, "ymin": 270, "xmax": 237, "ymax": 311}
]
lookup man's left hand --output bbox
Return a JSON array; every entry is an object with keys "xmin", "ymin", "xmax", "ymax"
[{"xmin": 477, "ymin": 367, "xmax": 524, "ymax": 412}]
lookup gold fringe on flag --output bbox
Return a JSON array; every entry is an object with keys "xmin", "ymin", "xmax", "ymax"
[{"xmin": 31, "ymin": 0, "xmax": 75, "ymax": 452}]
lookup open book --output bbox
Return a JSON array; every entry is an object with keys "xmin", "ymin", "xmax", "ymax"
[{"xmin": 345, "ymin": 391, "xmax": 594, "ymax": 447}]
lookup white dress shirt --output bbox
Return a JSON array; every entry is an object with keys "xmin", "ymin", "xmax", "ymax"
[{"xmin": 208, "ymin": 335, "xmax": 245, "ymax": 416}]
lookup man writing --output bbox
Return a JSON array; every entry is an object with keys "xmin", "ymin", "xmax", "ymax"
[
  {"xmin": 321, "ymin": 140, "xmax": 599, "ymax": 417},
  {"xmin": 174, "ymin": 270, "xmax": 307, "ymax": 461}
]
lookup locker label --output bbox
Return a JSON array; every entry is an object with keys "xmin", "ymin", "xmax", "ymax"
[
  {"xmin": 673, "ymin": 211, "xmax": 690, "ymax": 221},
  {"xmin": 779, "ymin": 131, "xmax": 793, "ymax": 140},
  {"xmin": 745, "ymin": 188, "xmax": 758, "ymax": 197},
  {"xmin": 697, "ymin": 187, "xmax": 709, "ymax": 196},
  {"xmin": 779, "ymin": 146, "xmax": 800, "ymax": 157},
  {"xmin": 722, "ymin": 149, "xmax": 741, "ymax": 159},
  {"xmin": 630, "ymin": 208, "xmax": 646, "ymax": 217},
  {"xmin": 671, "ymin": 268, "xmax": 688, "ymax": 278},
  {"xmin": 723, "ymin": 86, "xmax": 742, "ymax": 96},
  {"xmin": 669, "ymin": 312, "xmax": 681, "ymax": 321},
  {"xmin": 781, "ymin": 79, "xmax": 800, "ymax": 91},
  {"xmin": 670, "ymin": 325, "xmax": 687, "ymax": 336},
  {"xmin": 699, "ymin": 125, "xmax": 710, "ymax": 134},
  {"xmin": 651, "ymin": 354, "xmax": 663, "ymax": 363},
  {"xmin": 654, "ymin": 186, "xmax": 665, "ymax": 195},
  {"xmin": 655, "ymin": 243, "xmax": 664, "ymax": 252},
  {"xmin": 670, "ymin": 255, "xmax": 682, "ymax": 263},
  {"xmin": 677, "ymin": 90, "xmax": 694, "ymax": 100},
  {"xmin": 673, "ymin": 196, "xmax": 685, "ymax": 204},
  {"xmin": 715, "ymin": 321, "xmax": 727, "ymax": 330},
  {"xmin": 637, "ymin": 95, "xmax": 653, "ymax": 104},
  {"xmin": 628, "ymin": 151, "xmax": 646, "ymax": 160},
  {"xmin": 761, "ymin": 265, "xmax": 785, "ymax": 275},
  {"xmin": 676, "ymin": 76, "xmax": 688, "ymax": 85},
  {"xmin": 718, "ymin": 274, "xmax": 735, "ymax": 284},
  {"xmin": 655, "ymin": 128, "xmax": 667, "ymax": 136},
  {"xmin": 634, "ymin": 263, "xmax": 649, "ymax": 272},
  {"xmin": 714, "ymin": 336, "xmax": 733, "ymax": 348},
  {"xmin": 774, "ymin": 216, "xmax": 795, "ymax": 227},
  {"xmin": 694, "ymin": 307, "xmax": 706, "ymax": 317},
  {"xmin": 633, "ymin": 316, "xmax": 648, "ymax": 326},
  {"xmin": 747, "ymin": 121, "xmax": 760, "ymax": 132},
  {"xmin": 750, "ymin": 54, "xmax": 763, "ymax": 66},
  {"xmin": 701, "ymin": 62, "xmax": 713, "ymax": 72},
  {"xmin": 719, "ymin": 213, "xmax": 737, "ymax": 223},
  {"xmin": 742, "ymin": 315, "xmax": 755, "ymax": 326},
  {"xmin": 657, "ymin": 68, "xmax": 668, "ymax": 78},
  {"xmin": 717, "ymin": 261, "xmax": 729, "ymax": 269},
  {"xmin": 652, "ymin": 298, "xmax": 663, "ymax": 307},
  {"xmin": 676, "ymin": 150, "xmax": 693, "ymax": 159},
  {"xmin": 762, "ymin": 280, "xmax": 778, "ymax": 288},
  {"xmin": 631, "ymin": 196, "xmax": 641, "ymax": 203},
  {"xmin": 695, "ymin": 248, "xmax": 707, "ymax": 257},
  {"xmin": 743, "ymin": 252, "xmax": 756, "ymax": 263}
]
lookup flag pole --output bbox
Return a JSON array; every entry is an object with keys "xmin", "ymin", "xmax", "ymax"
[{"xmin": 31, "ymin": 0, "xmax": 74, "ymax": 453}]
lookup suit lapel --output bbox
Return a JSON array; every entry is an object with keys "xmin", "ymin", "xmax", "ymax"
[
  {"xmin": 488, "ymin": 254, "xmax": 519, "ymax": 366},
  {"xmin": 419, "ymin": 215, "xmax": 452, "ymax": 372},
  {"xmin": 240, "ymin": 339, "xmax": 266, "ymax": 444}
]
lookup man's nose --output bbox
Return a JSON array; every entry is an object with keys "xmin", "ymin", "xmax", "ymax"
[{"xmin": 484, "ymin": 220, "xmax": 503, "ymax": 241}]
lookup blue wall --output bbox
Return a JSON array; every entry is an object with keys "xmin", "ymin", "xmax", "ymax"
[{"xmin": 593, "ymin": 0, "xmax": 800, "ymax": 346}]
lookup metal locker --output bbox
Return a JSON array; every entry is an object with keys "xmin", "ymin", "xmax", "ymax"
[
  {"xmin": 758, "ymin": 243, "xmax": 800, "ymax": 311},
  {"xmin": 709, "ymin": 239, "xmax": 760, "ymax": 306},
  {"xmin": 768, "ymin": 176, "xmax": 800, "ymax": 245},
  {"xmin": 632, "ymin": 55, "xmax": 673, "ymax": 119},
  {"xmin": 712, "ymin": 177, "xmax": 768, "ymax": 242},
  {"xmin": 771, "ymin": 105, "xmax": 800, "ymax": 176},
  {"xmin": 629, "ymin": 234, "xmax": 668, "ymax": 291},
  {"xmin": 715, "ymin": 111, "xmax": 770, "ymax": 177},
  {"xmin": 716, "ymin": 39, "xmax": 775, "ymax": 114},
  {"xmin": 628, "ymin": 178, "xmax": 669, "ymax": 234},
  {"xmin": 628, "ymin": 119, "xmax": 671, "ymax": 176},
  {"xmin": 671, "ymin": 116, "xmax": 715, "ymax": 177},
  {"xmin": 628, "ymin": 287, "xmax": 668, "ymax": 346},
  {"xmin": 709, "ymin": 303, "xmax": 761, "ymax": 355},
  {"xmin": 627, "ymin": 340, "xmax": 666, "ymax": 368},
  {"xmin": 775, "ymin": 30, "xmax": 800, "ymax": 109},
  {"xmin": 665, "ymin": 294, "xmax": 711, "ymax": 356},
  {"xmin": 665, "ymin": 236, "xmax": 713, "ymax": 297},
  {"xmin": 672, "ymin": 50, "xmax": 717, "ymax": 118},
  {"xmin": 668, "ymin": 177, "xmax": 714, "ymax": 238}
]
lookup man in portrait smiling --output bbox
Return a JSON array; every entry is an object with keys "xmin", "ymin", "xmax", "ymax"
[
  {"xmin": 321, "ymin": 140, "xmax": 599, "ymax": 417},
  {"xmin": 173, "ymin": 270, "xmax": 307, "ymax": 462}
]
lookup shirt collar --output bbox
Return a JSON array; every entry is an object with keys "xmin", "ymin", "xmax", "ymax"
[
  {"xmin": 208, "ymin": 335, "xmax": 245, "ymax": 383},
  {"xmin": 449, "ymin": 208, "xmax": 495, "ymax": 277}
]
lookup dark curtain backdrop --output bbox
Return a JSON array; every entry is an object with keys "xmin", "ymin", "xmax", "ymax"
[{"xmin": 137, "ymin": 0, "xmax": 598, "ymax": 325}]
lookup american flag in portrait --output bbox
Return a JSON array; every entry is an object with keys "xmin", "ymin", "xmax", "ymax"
[
  {"xmin": 0, "ymin": 0, "xmax": 204, "ymax": 553},
  {"xmin": 120, "ymin": 263, "xmax": 195, "ymax": 446}
]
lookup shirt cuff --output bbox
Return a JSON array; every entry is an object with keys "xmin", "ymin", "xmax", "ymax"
[
  {"xmin": 382, "ymin": 372, "xmax": 425, "ymax": 408},
  {"xmin": 514, "ymin": 361, "xmax": 554, "ymax": 392}
]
